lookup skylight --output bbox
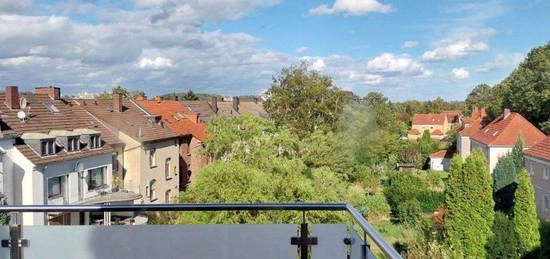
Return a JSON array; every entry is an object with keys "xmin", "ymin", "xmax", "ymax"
[{"xmin": 44, "ymin": 103, "xmax": 60, "ymax": 114}]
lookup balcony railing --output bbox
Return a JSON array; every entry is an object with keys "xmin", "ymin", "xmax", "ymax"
[{"xmin": 0, "ymin": 203, "xmax": 402, "ymax": 259}]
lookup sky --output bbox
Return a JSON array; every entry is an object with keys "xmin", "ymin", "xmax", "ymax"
[{"xmin": 0, "ymin": 0, "xmax": 548, "ymax": 101}]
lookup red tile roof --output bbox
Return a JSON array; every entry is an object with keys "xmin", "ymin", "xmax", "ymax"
[
  {"xmin": 471, "ymin": 112, "xmax": 545, "ymax": 147},
  {"xmin": 408, "ymin": 129, "xmax": 420, "ymax": 135},
  {"xmin": 441, "ymin": 110, "xmax": 460, "ymax": 123},
  {"xmin": 137, "ymin": 100, "xmax": 207, "ymax": 141},
  {"xmin": 457, "ymin": 107, "xmax": 488, "ymax": 136},
  {"xmin": 412, "ymin": 114, "xmax": 446, "ymax": 125},
  {"xmin": 430, "ymin": 150, "xmax": 455, "ymax": 159},
  {"xmin": 432, "ymin": 129, "xmax": 443, "ymax": 135},
  {"xmin": 524, "ymin": 136, "xmax": 550, "ymax": 161}
]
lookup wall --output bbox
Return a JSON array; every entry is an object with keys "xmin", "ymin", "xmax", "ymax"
[
  {"xmin": 118, "ymin": 132, "xmax": 143, "ymax": 194},
  {"xmin": 525, "ymin": 156, "xmax": 550, "ymax": 220},
  {"xmin": 188, "ymin": 137, "xmax": 208, "ymax": 184},
  {"xmin": 141, "ymin": 139, "xmax": 179, "ymax": 204},
  {"xmin": 470, "ymin": 140, "xmax": 513, "ymax": 173},
  {"xmin": 457, "ymin": 135, "xmax": 471, "ymax": 159}
]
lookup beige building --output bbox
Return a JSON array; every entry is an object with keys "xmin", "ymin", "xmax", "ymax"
[
  {"xmin": 407, "ymin": 114, "xmax": 451, "ymax": 140},
  {"xmin": 524, "ymin": 137, "xmax": 550, "ymax": 220},
  {"xmin": 75, "ymin": 95, "xmax": 182, "ymax": 204},
  {"xmin": 470, "ymin": 109, "xmax": 546, "ymax": 173}
]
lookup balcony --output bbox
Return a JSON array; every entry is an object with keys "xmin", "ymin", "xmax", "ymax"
[{"xmin": 0, "ymin": 203, "xmax": 401, "ymax": 259}]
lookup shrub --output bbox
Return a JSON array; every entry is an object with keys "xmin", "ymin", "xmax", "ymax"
[
  {"xmin": 363, "ymin": 194, "xmax": 391, "ymax": 221},
  {"xmin": 540, "ymin": 221, "xmax": 550, "ymax": 258},
  {"xmin": 417, "ymin": 190, "xmax": 445, "ymax": 213},
  {"xmin": 402, "ymin": 237, "xmax": 450, "ymax": 259},
  {"xmin": 486, "ymin": 211, "xmax": 519, "ymax": 259},
  {"xmin": 397, "ymin": 199, "xmax": 422, "ymax": 227},
  {"xmin": 384, "ymin": 171, "xmax": 426, "ymax": 212}
]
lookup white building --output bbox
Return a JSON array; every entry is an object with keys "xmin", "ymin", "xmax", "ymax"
[
  {"xmin": 524, "ymin": 137, "xmax": 550, "ymax": 220},
  {"xmin": 429, "ymin": 150, "xmax": 455, "ymax": 171}
]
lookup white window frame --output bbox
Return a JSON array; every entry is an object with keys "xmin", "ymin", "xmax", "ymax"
[
  {"xmin": 149, "ymin": 148, "xmax": 157, "ymax": 168},
  {"xmin": 87, "ymin": 166, "xmax": 106, "ymax": 190},
  {"xmin": 149, "ymin": 180, "xmax": 157, "ymax": 201},
  {"xmin": 165, "ymin": 158, "xmax": 172, "ymax": 179},
  {"xmin": 67, "ymin": 136, "xmax": 80, "ymax": 152},
  {"xmin": 47, "ymin": 175, "xmax": 66, "ymax": 198},
  {"xmin": 544, "ymin": 167, "xmax": 549, "ymax": 181},
  {"xmin": 90, "ymin": 135, "xmax": 101, "ymax": 149},
  {"xmin": 41, "ymin": 139, "xmax": 56, "ymax": 156}
]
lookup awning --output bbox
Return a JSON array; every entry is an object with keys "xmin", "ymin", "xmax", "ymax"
[{"xmin": 75, "ymin": 191, "xmax": 142, "ymax": 205}]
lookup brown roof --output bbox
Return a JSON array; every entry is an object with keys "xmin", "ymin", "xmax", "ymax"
[
  {"xmin": 0, "ymin": 93, "xmax": 119, "ymax": 165},
  {"xmin": 471, "ymin": 112, "xmax": 546, "ymax": 147},
  {"xmin": 412, "ymin": 114, "xmax": 446, "ymax": 125},
  {"xmin": 75, "ymin": 99, "xmax": 180, "ymax": 143},
  {"xmin": 238, "ymin": 101, "xmax": 267, "ymax": 118},
  {"xmin": 432, "ymin": 129, "xmax": 444, "ymax": 135},
  {"xmin": 524, "ymin": 136, "xmax": 550, "ymax": 161},
  {"xmin": 137, "ymin": 99, "xmax": 207, "ymax": 141},
  {"xmin": 179, "ymin": 101, "xmax": 216, "ymax": 121},
  {"xmin": 457, "ymin": 107, "xmax": 489, "ymax": 136},
  {"xmin": 441, "ymin": 110, "xmax": 461, "ymax": 123},
  {"xmin": 430, "ymin": 150, "xmax": 455, "ymax": 159},
  {"xmin": 408, "ymin": 129, "xmax": 420, "ymax": 135}
]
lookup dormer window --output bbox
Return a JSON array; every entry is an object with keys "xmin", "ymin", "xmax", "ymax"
[
  {"xmin": 90, "ymin": 135, "xmax": 101, "ymax": 149},
  {"xmin": 67, "ymin": 136, "xmax": 80, "ymax": 152},
  {"xmin": 41, "ymin": 139, "xmax": 55, "ymax": 156}
]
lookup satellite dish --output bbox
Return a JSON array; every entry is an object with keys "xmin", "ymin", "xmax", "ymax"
[{"xmin": 17, "ymin": 110, "xmax": 27, "ymax": 121}]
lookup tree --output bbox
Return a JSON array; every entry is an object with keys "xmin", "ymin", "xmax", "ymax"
[
  {"xmin": 465, "ymin": 84, "xmax": 492, "ymax": 114},
  {"xmin": 181, "ymin": 90, "xmax": 199, "ymax": 101},
  {"xmin": 264, "ymin": 62, "xmax": 347, "ymax": 137},
  {"xmin": 513, "ymin": 169, "xmax": 541, "ymax": 256},
  {"xmin": 486, "ymin": 212, "xmax": 519, "ymax": 259},
  {"xmin": 96, "ymin": 86, "xmax": 143, "ymax": 100},
  {"xmin": 421, "ymin": 130, "xmax": 431, "ymax": 143},
  {"xmin": 493, "ymin": 139, "xmax": 524, "ymax": 212},
  {"xmin": 445, "ymin": 151, "xmax": 494, "ymax": 257}
]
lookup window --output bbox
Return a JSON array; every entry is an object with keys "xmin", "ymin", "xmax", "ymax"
[
  {"xmin": 544, "ymin": 168, "xmax": 549, "ymax": 180},
  {"xmin": 112, "ymin": 153, "xmax": 118, "ymax": 172},
  {"xmin": 529, "ymin": 163, "xmax": 534, "ymax": 176},
  {"xmin": 165, "ymin": 189, "xmax": 171, "ymax": 203},
  {"xmin": 149, "ymin": 148, "xmax": 157, "ymax": 167},
  {"xmin": 41, "ymin": 139, "xmax": 55, "ymax": 156},
  {"xmin": 165, "ymin": 158, "xmax": 172, "ymax": 179},
  {"xmin": 48, "ymin": 176, "xmax": 65, "ymax": 198},
  {"xmin": 67, "ymin": 136, "xmax": 80, "ymax": 152},
  {"xmin": 149, "ymin": 180, "xmax": 157, "ymax": 201},
  {"xmin": 44, "ymin": 103, "xmax": 60, "ymax": 114},
  {"xmin": 90, "ymin": 135, "xmax": 101, "ymax": 149},
  {"xmin": 87, "ymin": 167, "xmax": 105, "ymax": 190},
  {"xmin": 545, "ymin": 196, "xmax": 549, "ymax": 211}
]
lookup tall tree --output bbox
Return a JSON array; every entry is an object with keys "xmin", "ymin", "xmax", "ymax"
[
  {"xmin": 486, "ymin": 212, "xmax": 519, "ymax": 259},
  {"xmin": 493, "ymin": 139, "xmax": 524, "ymax": 212},
  {"xmin": 445, "ymin": 151, "xmax": 495, "ymax": 257},
  {"xmin": 465, "ymin": 83, "xmax": 492, "ymax": 114},
  {"xmin": 513, "ymin": 169, "xmax": 541, "ymax": 256},
  {"xmin": 181, "ymin": 90, "xmax": 199, "ymax": 101},
  {"xmin": 264, "ymin": 62, "xmax": 347, "ymax": 137}
]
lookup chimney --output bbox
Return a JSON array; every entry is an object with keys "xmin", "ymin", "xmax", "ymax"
[
  {"xmin": 503, "ymin": 108, "xmax": 511, "ymax": 119},
  {"xmin": 187, "ymin": 113, "xmax": 200, "ymax": 124},
  {"xmin": 113, "ymin": 93, "xmax": 123, "ymax": 112},
  {"xmin": 211, "ymin": 97, "xmax": 218, "ymax": 113},
  {"xmin": 174, "ymin": 95, "xmax": 179, "ymax": 101},
  {"xmin": 35, "ymin": 86, "xmax": 60, "ymax": 100},
  {"xmin": 232, "ymin": 96, "xmax": 239, "ymax": 113},
  {"xmin": 136, "ymin": 95, "xmax": 147, "ymax": 101},
  {"xmin": 154, "ymin": 96, "xmax": 163, "ymax": 103},
  {"xmin": 5, "ymin": 86, "xmax": 20, "ymax": 110}
]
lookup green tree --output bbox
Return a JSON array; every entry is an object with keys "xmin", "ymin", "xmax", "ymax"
[
  {"xmin": 493, "ymin": 139, "xmax": 524, "ymax": 212},
  {"xmin": 397, "ymin": 199, "xmax": 422, "ymax": 227},
  {"xmin": 513, "ymin": 169, "xmax": 541, "ymax": 256},
  {"xmin": 264, "ymin": 62, "xmax": 347, "ymax": 137},
  {"xmin": 181, "ymin": 90, "xmax": 199, "ymax": 101},
  {"xmin": 445, "ymin": 151, "xmax": 495, "ymax": 257},
  {"xmin": 486, "ymin": 212, "xmax": 519, "ymax": 259},
  {"xmin": 465, "ymin": 83, "xmax": 492, "ymax": 114},
  {"xmin": 421, "ymin": 130, "xmax": 431, "ymax": 143}
]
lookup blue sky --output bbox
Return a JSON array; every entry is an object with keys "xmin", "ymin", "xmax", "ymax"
[{"xmin": 0, "ymin": 0, "xmax": 548, "ymax": 101}]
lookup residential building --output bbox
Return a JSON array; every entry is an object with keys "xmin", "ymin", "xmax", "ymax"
[
  {"xmin": 470, "ymin": 109, "xmax": 546, "ymax": 173},
  {"xmin": 456, "ymin": 107, "xmax": 488, "ymax": 159},
  {"xmin": 75, "ymin": 94, "xmax": 181, "ymax": 204},
  {"xmin": 136, "ymin": 97, "xmax": 209, "ymax": 186},
  {"xmin": 178, "ymin": 96, "xmax": 268, "ymax": 122},
  {"xmin": 429, "ymin": 150, "xmax": 455, "ymax": 171},
  {"xmin": 408, "ymin": 114, "xmax": 450, "ymax": 140},
  {"xmin": 0, "ymin": 86, "xmax": 139, "ymax": 225},
  {"xmin": 524, "ymin": 136, "xmax": 550, "ymax": 220}
]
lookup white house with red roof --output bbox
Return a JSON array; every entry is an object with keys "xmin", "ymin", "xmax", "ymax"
[
  {"xmin": 470, "ymin": 109, "xmax": 546, "ymax": 173},
  {"xmin": 429, "ymin": 150, "xmax": 455, "ymax": 171},
  {"xmin": 524, "ymin": 136, "xmax": 550, "ymax": 220}
]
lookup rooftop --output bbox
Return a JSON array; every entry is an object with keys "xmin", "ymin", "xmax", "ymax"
[
  {"xmin": 524, "ymin": 136, "xmax": 550, "ymax": 161},
  {"xmin": 411, "ymin": 114, "xmax": 446, "ymax": 125},
  {"xmin": 471, "ymin": 112, "xmax": 545, "ymax": 147}
]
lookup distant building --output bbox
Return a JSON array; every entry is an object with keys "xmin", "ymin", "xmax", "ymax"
[
  {"xmin": 429, "ymin": 150, "xmax": 455, "ymax": 171},
  {"xmin": 408, "ymin": 113, "xmax": 454, "ymax": 140},
  {"xmin": 524, "ymin": 136, "xmax": 550, "ymax": 220},
  {"xmin": 137, "ymin": 97, "xmax": 209, "ymax": 185},
  {"xmin": 470, "ymin": 109, "xmax": 546, "ymax": 173},
  {"xmin": 456, "ymin": 107, "xmax": 488, "ymax": 159}
]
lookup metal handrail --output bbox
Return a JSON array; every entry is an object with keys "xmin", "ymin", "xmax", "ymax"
[{"xmin": 0, "ymin": 203, "xmax": 402, "ymax": 259}]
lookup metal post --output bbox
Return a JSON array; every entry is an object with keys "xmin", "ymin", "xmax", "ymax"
[{"xmin": 8, "ymin": 225, "xmax": 21, "ymax": 259}]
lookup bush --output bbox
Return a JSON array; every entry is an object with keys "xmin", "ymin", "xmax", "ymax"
[
  {"xmin": 402, "ymin": 237, "xmax": 450, "ymax": 259},
  {"xmin": 417, "ymin": 191, "xmax": 445, "ymax": 213},
  {"xmin": 363, "ymin": 194, "xmax": 391, "ymax": 221},
  {"xmin": 540, "ymin": 221, "xmax": 550, "ymax": 258},
  {"xmin": 397, "ymin": 199, "xmax": 422, "ymax": 227},
  {"xmin": 486, "ymin": 211, "xmax": 519, "ymax": 259},
  {"xmin": 384, "ymin": 171, "xmax": 426, "ymax": 212}
]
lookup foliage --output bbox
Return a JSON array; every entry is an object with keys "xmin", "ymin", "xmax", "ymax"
[
  {"xmin": 362, "ymin": 193, "xmax": 391, "ymax": 221},
  {"xmin": 513, "ymin": 169, "xmax": 541, "ymax": 256},
  {"xmin": 160, "ymin": 91, "xmax": 223, "ymax": 101},
  {"xmin": 397, "ymin": 199, "xmax": 422, "ymax": 227},
  {"xmin": 416, "ymin": 191, "xmax": 444, "ymax": 213},
  {"xmin": 299, "ymin": 130, "xmax": 352, "ymax": 179},
  {"xmin": 397, "ymin": 148, "xmax": 423, "ymax": 168},
  {"xmin": 540, "ymin": 221, "xmax": 550, "ymax": 258},
  {"xmin": 96, "ymin": 86, "xmax": 144, "ymax": 100},
  {"xmin": 493, "ymin": 139, "xmax": 524, "ymax": 212},
  {"xmin": 0, "ymin": 212, "xmax": 9, "ymax": 225},
  {"xmin": 402, "ymin": 237, "xmax": 450, "ymax": 259},
  {"xmin": 465, "ymin": 83, "xmax": 492, "ymax": 114},
  {"xmin": 421, "ymin": 130, "xmax": 431, "ymax": 143},
  {"xmin": 384, "ymin": 171, "xmax": 426, "ymax": 212},
  {"xmin": 444, "ymin": 151, "xmax": 495, "ymax": 258},
  {"xmin": 486, "ymin": 211, "xmax": 520, "ymax": 259},
  {"xmin": 264, "ymin": 62, "xmax": 348, "ymax": 137}
]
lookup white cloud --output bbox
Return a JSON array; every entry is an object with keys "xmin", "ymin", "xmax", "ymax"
[
  {"xmin": 422, "ymin": 28, "xmax": 495, "ymax": 62},
  {"xmin": 296, "ymin": 46, "xmax": 308, "ymax": 54},
  {"xmin": 301, "ymin": 56, "xmax": 326, "ymax": 71},
  {"xmin": 452, "ymin": 67, "xmax": 470, "ymax": 79},
  {"xmin": 401, "ymin": 41, "xmax": 418, "ymax": 48},
  {"xmin": 137, "ymin": 57, "xmax": 174, "ymax": 69},
  {"xmin": 366, "ymin": 53, "xmax": 430, "ymax": 76},
  {"xmin": 476, "ymin": 53, "xmax": 524, "ymax": 72},
  {"xmin": 308, "ymin": 0, "xmax": 393, "ymax": 16}
]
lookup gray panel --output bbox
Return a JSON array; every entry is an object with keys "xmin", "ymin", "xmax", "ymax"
[
  {"xmin": 350, "ymin": 227, "xmax": 376, "ymax": 259},
  {"xmin": 0, "ymin": 226, "xmax": 8, "ymax": 259},
  {"xmin": 311, "ymin": 224, "xmax": 347, "ymax": 259},
  {"xmin": 21, "ymin": 224, "xmax": 298, "ymax": 259}
]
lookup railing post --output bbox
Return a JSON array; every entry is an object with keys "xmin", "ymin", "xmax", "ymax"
[{"xmin": 2, "ymin": 224, "xmax": 27, "ymax": 259}]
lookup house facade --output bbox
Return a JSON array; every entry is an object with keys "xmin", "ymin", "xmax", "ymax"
[
  {"xmin": 456, "ymin": 107, "xmax": 488, "ymax": 159},
  {"xmin": 0, "ymin": 86, "xmax": 139, "ymax": 225},
  {"xmin": 429, "ymin": 150, "xmax": 455, "ymax": 171},
  {"xmin": 408, "ymin": 114, "xmax": 450, "ymax": 140},
  {"xmin": 76, "ymin": 95, "xmax": 181, "ymax": 204},
  {"xmin": 524, "ymin": 137, "xmax": 550, "ymax": 220},
  {"xmin": 470, "ymin": 109, "xmax": 546, "ymax": 173}
]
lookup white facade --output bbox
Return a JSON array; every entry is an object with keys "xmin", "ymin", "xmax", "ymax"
[
  {"xmin": 430, "ymin": 157, "xmax": 451, "ymax": 171},
  {"xmin": 470, "ymin": 139, "xmax": 513, "ymax": 173},
  {"xmin": 2, "ymin": 145, "xmax": 113, "ymax": 225},
  {"xmin": 524, "ymin": 155, "xmax": 550, "ymax": 220},
  {"xmin": 457, "ymin": 134, "xmax": 471, "ymax": 159}
]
